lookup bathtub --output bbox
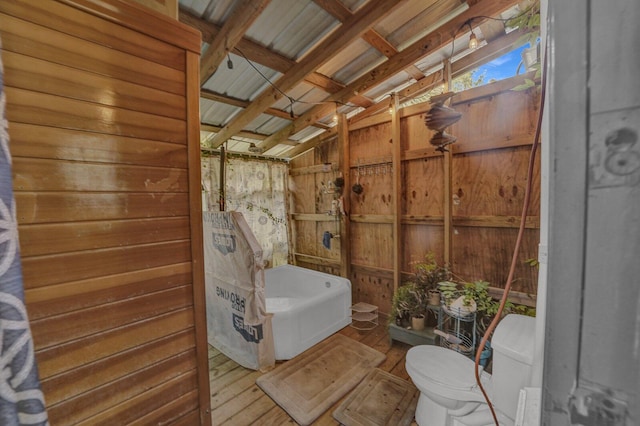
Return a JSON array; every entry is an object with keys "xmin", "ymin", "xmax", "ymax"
[{"xmin": 265, "ymin": 264, "xmax": 352, "ymax": 360}]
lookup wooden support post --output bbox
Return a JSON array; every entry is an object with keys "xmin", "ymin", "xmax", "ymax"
[
  {"xmin": 391, "ymin": 93, "xmax": 402, "ymax": 293},
  {"xmin": 338, "ymin": 113, "xmax": 351, "ymax": 278},
  {"xmin": 219, "ymin": 145, "xmax": 226, "ymax": 211},
  {"xmin": 443, "ymin": 60, "xmax": 453, "ymax": 268}
]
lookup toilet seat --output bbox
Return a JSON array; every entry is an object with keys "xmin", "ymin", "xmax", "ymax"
[
  {"xmin": 407, "ymin": 346, "xmax": 480, "ymax": 389},
  {"xmin": 406, "ymin": 346, "xmax": 489, "ymax": 402}
]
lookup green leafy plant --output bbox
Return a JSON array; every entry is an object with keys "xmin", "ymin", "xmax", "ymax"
[
  {"xmin": 438, "ymin": 279, "xmax": 536, "ymax": 339},
  {"xmin": 389, "ymin": 284, "xmax": 414, "ymax": 326},
  {"xmin": 412, "ymin": 252, "xmax": 450, "ymax": 293}
]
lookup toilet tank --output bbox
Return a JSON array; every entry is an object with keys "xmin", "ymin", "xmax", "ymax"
[{"xmin": 490, "ymin": 314, "xmax": 536, "ymax": 421}]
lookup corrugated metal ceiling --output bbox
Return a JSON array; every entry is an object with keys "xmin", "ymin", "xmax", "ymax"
[{"xmin": 178, "ymin": 0, "xmax": 535, "ymax": 157}]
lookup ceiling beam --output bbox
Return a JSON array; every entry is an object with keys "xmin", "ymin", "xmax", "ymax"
[
  {"xmin": 199, "ymin": 0, "xmax": 271, "ymax": 85},
  {"xmin": 259, "ymin": 0, "xmax": 520, "ymax": 152},
  {"xmin": 208, "ymin": 0, "xmax": 405, "ymax": 148},
  {"xmin": 279, "ymin": 127, "xmax": 338, "ymax": 159},
  {"xmin": 201, "ymin": 89, "xmax": 296, "ymax": 121},
  {"xmin": 348, "ymin": 28, "xmax": 528, "ymax": 124},
  {"xmin": 314, "ymin": 0, "xmax": 424, "ymax": 80},
  {"xmin": 180, "ymin": 8, "xmax": 374, "ymax": 107},
  {"xmin": 200, "ymin": 123, "xmax": 270, "ymax": 141}
]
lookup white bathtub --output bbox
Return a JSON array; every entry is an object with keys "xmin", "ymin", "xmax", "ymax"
[{"xmin": 265, "ymin": 264, "xmax": 352, "ymax": 360}]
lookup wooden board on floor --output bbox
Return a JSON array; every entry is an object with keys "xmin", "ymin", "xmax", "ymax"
[{"xmin": 209, "ymin": 324, "xmax": 417, "ymax": 425}]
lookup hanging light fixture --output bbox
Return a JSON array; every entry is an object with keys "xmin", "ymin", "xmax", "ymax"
[{"xmin": 468, "ymin": 22, "xmax": 478, "ymax": 49}]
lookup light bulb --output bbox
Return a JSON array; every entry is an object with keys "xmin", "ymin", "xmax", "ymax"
[{"xmin": 468, "ymin": 33, "xmax": 478, "ymax": 49}]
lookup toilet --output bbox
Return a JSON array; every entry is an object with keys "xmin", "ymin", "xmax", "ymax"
[{"xmin": 406, "ymin": 314, "xmax": 536, "ymax": 426}]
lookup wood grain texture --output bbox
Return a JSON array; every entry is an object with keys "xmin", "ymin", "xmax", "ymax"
[
  {"xmin": 2, "ymin": 50, "xmax": 185, "ymax": 120},
  {"xmin": 0, "ymin": 12, "xmax": 185, "ymax": 94},
  {"xmin": 2, "ymin": 0, "xmax": 208, "ymax": 423},
  {"xmin": 6, "ymin": 88, "xmax": 187, "ymax": 143},
  {"xmin": 15, "ymin": 192, "xmax": 190, "ymax": 224},
  {"xmin": 0, "ymin": 0, "xmax": 189, "ymax": 68},
  {"xmin": 9, "ymin": 123, "xmax": 188, "ymax": 167}
]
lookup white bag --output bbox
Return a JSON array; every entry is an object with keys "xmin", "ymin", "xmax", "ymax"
[{"xmin": 203, "ymin": 212, "xmax": 275, "ymax": 371}]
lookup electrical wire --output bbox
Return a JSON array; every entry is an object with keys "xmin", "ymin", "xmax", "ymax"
[
  {"xmin": 472, "ymin": 28, "xmax": 548, "ymax": 426},
  {"xmin": 448, "ymin": 3, "xmax": 540, "ymax": 70},
  {"xmin": 232, "ymin": 47, "xmax": 352, "ymax": 119}
]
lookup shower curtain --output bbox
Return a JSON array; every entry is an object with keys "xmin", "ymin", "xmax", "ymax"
[
  {"xmin": 0, "ymin": 39, "xmax": 49, "ymax": 425},
  {"xmin": 202, "ymin": 156, "xmax": 289, "ymax": 268}
]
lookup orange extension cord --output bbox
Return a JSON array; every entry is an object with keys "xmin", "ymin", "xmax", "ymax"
[{"xmin": 473, "ymin": 39, "xmax": 548, "ymax": 425}]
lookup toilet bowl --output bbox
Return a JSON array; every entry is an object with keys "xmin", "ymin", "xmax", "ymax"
[
  {"xmin": 406, "ymin": 314, "xmax": 536, "ymax": 426},
  {"xmin": 406, "ymin": 345, "xmax": 490, "ymax": 425}
]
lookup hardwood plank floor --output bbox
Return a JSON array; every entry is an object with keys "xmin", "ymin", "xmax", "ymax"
[{"xmin": 208, "ymin": 321, "xmax": 416, "ymax": 425}]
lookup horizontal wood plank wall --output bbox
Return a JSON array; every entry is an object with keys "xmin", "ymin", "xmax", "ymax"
[
  {"xmin": 290, "ymin": 77, "xmax": 541, "ymax": 314},
  {"xmin": 1, "ymin": 0, "xmax": 209, "ymax": 424}
]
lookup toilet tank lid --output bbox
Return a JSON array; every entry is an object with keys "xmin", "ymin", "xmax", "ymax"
[{"xmin": 491, "ymin": 314, "xmax": 536, "ymax": 365}]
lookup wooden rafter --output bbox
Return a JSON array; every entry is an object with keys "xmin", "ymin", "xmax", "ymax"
[
  {"xmin": 283, "ymin": 127, "xmax": 338, "ymax": 159},
  {"xmin": 200, "ymin": 123, "xmax": 269, "ymax": 142},
  {"xmin": 201, "ymin": 89, "xmax": 296, "ymax": 121},
  {"xmin": 179, "ymin": 8, "xmax": 374, "ymax": 107},
  {"xmin": 347, "ymin": 27, "xmax": 528, "ymax": 125},
  {"xmin": 199, "ymin": 0, "xmax": 271, "ymax": 85},
  {"xmin": 262, "ymin": 0, "xmax": 520, "ymax": 154},
  {"xmin": 313, "ymin": 0, "xmax": 424, "ymax": 81},
  {"xmin": 208, "ymin": 0, "xmax": 404, "ymax": 148}
]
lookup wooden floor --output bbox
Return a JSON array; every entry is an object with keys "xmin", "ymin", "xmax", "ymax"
[{"xmin": 208, "ymin": 321, "xmax": 415, "ymax": 425}]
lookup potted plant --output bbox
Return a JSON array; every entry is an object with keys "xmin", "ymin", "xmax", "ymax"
[
  {"xmin": 412, "ymin": 252, "xmax": 449, "ymax": 307},
  {"xmin": 406, "ymin": 283, "xmax": 428, "ymax": 331},
  {"xmin": 389, "ymin": 282, "xmax": 429, "ymax": 330},
  {"xmin": 389, "ymin": 284, "xmax": 414, "ymax": 327},
  {"xmin": 439, "ymin": 279, "xmax": 536, "ymax": 366}
]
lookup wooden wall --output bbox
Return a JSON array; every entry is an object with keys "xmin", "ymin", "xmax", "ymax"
[
  {"xmin": 290, "ymin": 75, "xmax": 540, "ymax": 314},
  {"xmin": 1, "ymin": 0, "xmax": 210, "ymax": 424}
]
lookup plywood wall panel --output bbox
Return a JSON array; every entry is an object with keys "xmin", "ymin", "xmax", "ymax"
[
  {"xmin": 291, "ymin": 173, "xmax": 316, "ymax": 213},
  {"xmin": 451, "ymin": 87, "xmax": 538, "ymax": 152},
  {"xmin": 317, "ymin": 220, "xmax": 342, "ymax": 261},
  {"xmin": 402, "ymin": 225, "xmax": 444, "ymax": 273},
  {"xmin": 349, "ymin": 121, "xmax": 392, "ymax": 161},
  {"xmin": 403, "ymin": 156, "xmax": 444, "ymax": 216},
  {"xmin": 295, "ymin": 221, "xmax": 318, "ymax": 257},
  {"xmin": 402, "ymin": 112, "xmax": 436, "ymax": 152},
  {"xmin": 451, "ymin": 226, "xmax": 539, "ymax": 294},
  {"xmin": 452, "ymin": 146, "xmax": 541, "ymax": 216},
  {"xmin": 350, "ymin": 222, "xmax": 393, "ymax": 269},
  {"xmin": 350, "ymin": 270, "xmax": 393, "ymax": 314}
]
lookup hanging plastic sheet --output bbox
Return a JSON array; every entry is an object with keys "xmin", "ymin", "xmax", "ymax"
[{"xmin": 203, "ymin": 212, "xmax": 275, "ymax": 371}]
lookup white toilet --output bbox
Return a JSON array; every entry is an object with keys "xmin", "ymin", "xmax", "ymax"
[{"xmin": 406, "ymin": 314, "xmax": 536, "ymax": 426}]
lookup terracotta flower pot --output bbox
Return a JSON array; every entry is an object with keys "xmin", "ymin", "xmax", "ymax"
[
  {"xmin": 428, "ymin": 290, "xmax": 441, "ymax": 306},
  {"xmin": 411, "ymin": 315, "xmax": 426, "ymax": 331}
]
